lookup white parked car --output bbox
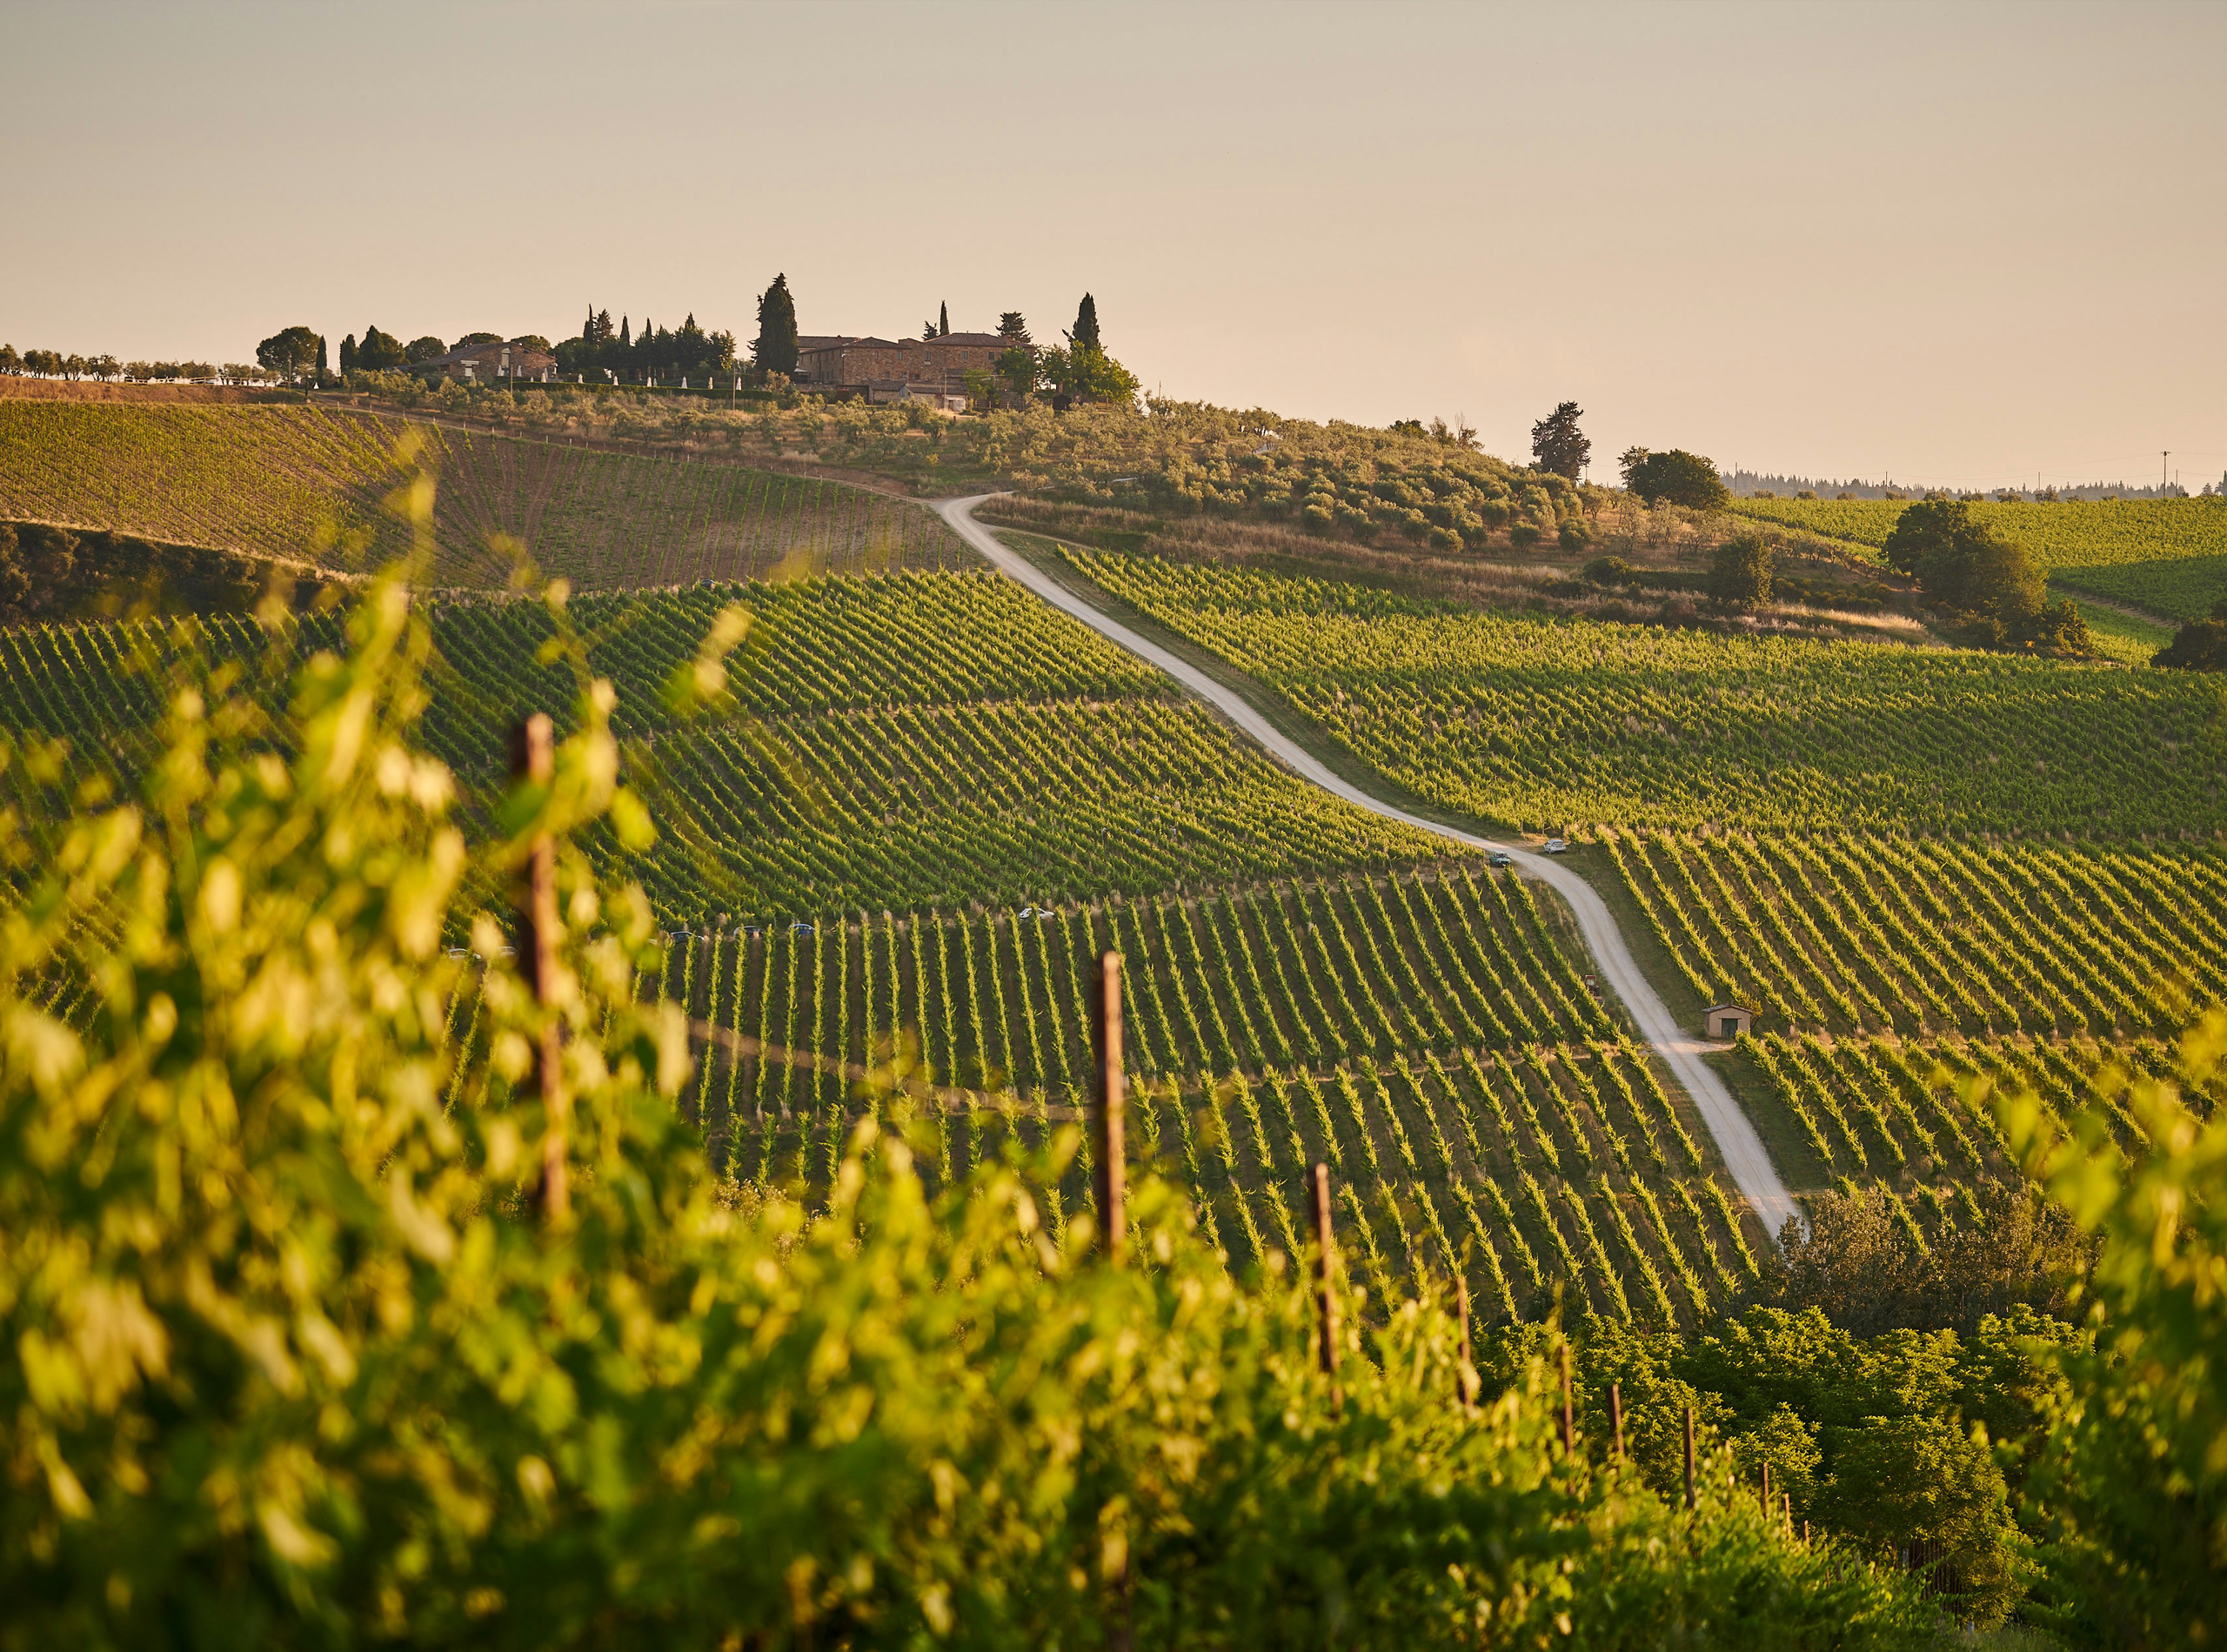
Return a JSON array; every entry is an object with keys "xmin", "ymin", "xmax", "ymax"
[{"xmin": 1542, "ymin": 838, "xmax": 1569, "ymax": 854}]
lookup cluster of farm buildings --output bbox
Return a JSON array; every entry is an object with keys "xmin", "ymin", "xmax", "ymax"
[
  {"xmin": 404, "ymin": 330, "xmax": 1002, "ymax": 409},
  {"xmin": 791, "ymin": 332, "xmax": 1006, "ymax": 409}
]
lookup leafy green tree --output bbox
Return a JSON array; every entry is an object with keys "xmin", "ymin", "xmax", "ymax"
[
  {"xmin": 404, "ymin": 334, "xmax": 446, "ymax": 365},
  {"xmin": 0, "ymin": 344, "xmax": 19, "ymax": 374},
  {"xmin": 997, "ymin": 311, "xmax": 1030, "ymax": 344},
  {"xmin": 752, "ymin": 274, "xmax": 798, "ymax": 377},
  {"xmin": 1067, "ymin": 292, "xmax": 1101, "ymax": 351},
  {"xmin": 453, "ymin": 331, "xmax": 503, "ymax": 350},
  {"xmin": 1812, "ymin": 1415, "xmax": 2023, "ymax": 1615},
  {"xmin": 1882, "ymin": 498, "xmax": 2058, "ymax": 632},
  {"xmin": 254, "ymin": 325, "xmax": 321, "ymax": 380},
  {"xmin": 1530, "ymin": 401, "xmax": 1590, "ymax": 480},
  {"xmin": 1039, "ymin": 344, "xmax": 1139, "ymax": 409},
  {"xmin": 2154, "ymin": 599, "xmax": 2227, "ymax": 670},
  {"xmin": 1624, "ymin": 449, "xmax": 1729, "ymax": 510},
  {"xmin": 994, "ymin": 344, "xmax": 1038, "ymax": 400},
  {"xmin": 1709, "ymin": 532, "xmax": 1774, "ymax": 607}
]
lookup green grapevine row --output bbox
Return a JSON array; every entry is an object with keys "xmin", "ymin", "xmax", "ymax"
[{"xmin": 1062, "ymin": 550, "xmax": 2227, "ymax": 836}]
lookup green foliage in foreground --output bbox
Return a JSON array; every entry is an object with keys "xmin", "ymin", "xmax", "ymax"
[{"xmin": 0, "ymin": 579, "xmax": 1929, "ymax": 1649}]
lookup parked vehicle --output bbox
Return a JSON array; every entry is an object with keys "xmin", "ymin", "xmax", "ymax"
[
  {"xmin": 1487, "ymin": 850, "xmax": 1515, "ymax": 867},
  {"xmin": 1542, "ymin": 838, "xmax": 1568, "ymax": 854}
]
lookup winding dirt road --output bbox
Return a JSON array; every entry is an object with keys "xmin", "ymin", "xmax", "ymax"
[{"xmin": 938, "ymin": 493, "xmax": 1799, "ymax": 1244}]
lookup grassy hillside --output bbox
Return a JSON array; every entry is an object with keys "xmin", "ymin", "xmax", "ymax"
[
  {"xmin": 1728, "ymin": 492, "xmax": 2227, "ymax": 620},
  {"xmin": 0, "ymin": 400, "xmax": 967, "ymax": 588}
]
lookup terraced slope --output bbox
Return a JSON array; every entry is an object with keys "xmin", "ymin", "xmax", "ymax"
[
  {"xmin": 1727, "ymin": 493, "xmax": 2227, "ymax": 621},
  {"xmin": 0, "ymin": 400, "xmax": 966, "ymax": 586}
]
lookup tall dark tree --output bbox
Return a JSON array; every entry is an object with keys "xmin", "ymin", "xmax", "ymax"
[
  {"xmin": 1531, "ymin": 401, "xmax": 1590, "ymax": 480},
  {"xmin": 938, "ymin": 301, "xmax": 950, "ymax": 338},
  {"xmin": 997, "ymin": 311, "xmax": 1031, "ymax": 344},
  {"xmin": 619, "ymin": 316, "xmax": 631, "ymax": 349},
  {"xmin": 315, "ymin": 335, "xmax": 328, "ymax": 381},
  {"xmin": 338, "ymin": 334, "xmax": 358, "ymax": 375},
  {"xmin": 1066, "ymin": 293, "xmax": 1101, "ymax": 351},
  {"xmin": 751, "ymin": 275, "xmax": 798, "ymax": 377},
  {"xmin": 358, "ymin": 326, "xmax": 405, "ymax": 371}
]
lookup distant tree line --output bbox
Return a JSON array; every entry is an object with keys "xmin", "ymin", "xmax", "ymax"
[
  {"xmin": 1728, "ymin": 466, "xmax": 2200, "ymax": 503},
  {"xmin": 553, "ymin": 307, "xmax": 737, "ymax": 383},
  {"xmin": 0, "ymin": 345, "xmax": 278, "ymax": 385}
]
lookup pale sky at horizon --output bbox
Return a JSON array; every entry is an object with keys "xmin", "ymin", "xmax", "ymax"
[{"xmin": 3, "ymin": 0, "xmax": 2223, "ymax": 491}]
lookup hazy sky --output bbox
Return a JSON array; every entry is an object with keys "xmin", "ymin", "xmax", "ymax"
[{"xmin": 4, "ymin": 0, "xmax": 2223, "ymax": 489}]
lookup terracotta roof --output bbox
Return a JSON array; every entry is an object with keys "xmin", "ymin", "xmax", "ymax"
[{"xmin": 926, "ymin": 332, "xmax": 1007, "ymax": 348}]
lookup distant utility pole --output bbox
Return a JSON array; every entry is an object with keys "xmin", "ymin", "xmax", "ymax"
[{"xmin": 2163, "ymin": 451, "xmax": 2170, "ymax": 491}]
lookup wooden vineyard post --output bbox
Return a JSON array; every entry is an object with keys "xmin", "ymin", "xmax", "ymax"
[
  {"xmin": 1782, "ymin": 1492, "xmax": 1794, "ymax": 1536},
  {"xmin": 1087, "ymin": 953, "xmax": 1134, "ymax": 1652},
  {"xmin": 1558, "ymin": 1343, "xmax": 1575, "ymax": 1458},
  {"xmin": 1455, "ymin": 1275, "xmax": 1475, "ymax": 1408},
  {"xmin": 1312, "ymin": 1163, "xmax": 1339, "ymax": 1381},
  {"xmin": 1761, "ymin": 1461, "xmax": 1772, "ymax": 1517},
  {"xmin": 1610, "ymin": 1381, "xmax": 1625, "ymax": 1462},
  {"xmin": 1683, "ymin": 1405, "xmax": 1697, "ymax": 1512},
  {"xmin": 512, "ymin": 713, "xmax": 568, "ymax": 1223},
  {"xmin": 1092, "ymin": 952, "xmax": 1126, "ymax": 1265}
]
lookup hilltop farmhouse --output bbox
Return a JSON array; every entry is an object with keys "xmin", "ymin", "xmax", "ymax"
[
  {"xmin": 413, "ymin": 338, "xmax": 558, "ymax": 385},
  {"xmin": 793, "ymin": 331, "xmax": 1005, "ymax": 407}
]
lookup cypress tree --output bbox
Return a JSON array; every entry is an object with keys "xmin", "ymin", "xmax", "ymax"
[
  {"xmin": 339, "ymin": 334, "xmax": 357, "ymax": 375},
  {"xmin": 315, "ymin": 334, "xmax": 328, "ymax": 381},
  {"xmin": 939, "ymin": 301, "xmax": 949, "ymax": 337},
  {"xmin": 752, "ymin": 274, "xmax": 799, "ymax": 377},
  {"xmin": 619, "ymin": 316, "xmax": 631, "ymax": 349},
  {"xmin": 1067, "ymin": 293, "xmax": 1100, "ymax": 351}
]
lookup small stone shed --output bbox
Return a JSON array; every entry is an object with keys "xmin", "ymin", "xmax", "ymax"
[{"xmin": 1702, "ymin": 1003, "xmax": 1754, "ymax": 1040}]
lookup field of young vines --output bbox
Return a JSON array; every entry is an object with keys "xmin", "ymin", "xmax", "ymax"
[
  {"xmin": 1727, "ymin": 493, "xmax": 2227, "ymax": 621},
  {"xmin": 0, "ymin": 571, "xmax": 1446, "ymax": 915},
  {"xmin": 602, "ymin": 874, "xmax": 1768, "ymax": 1329},
  {"xmin": 1063, "ymin": 550, "xmax": 2227, "ymax": 835},
  {"xmin": 1599, "ymin": 831, "xmax": 2227, "ymax": 1043},
  {"xmin": 0, "ymin": 401, "xmax": 965, "ymax": 585}
]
